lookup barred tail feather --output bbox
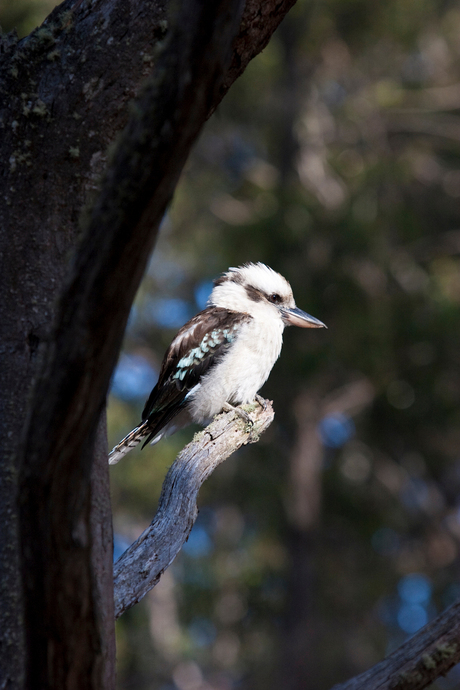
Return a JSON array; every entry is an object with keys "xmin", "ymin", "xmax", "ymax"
[{"xmin": 108, "ymin": 420, "xmax": 151, "ymax": 465}]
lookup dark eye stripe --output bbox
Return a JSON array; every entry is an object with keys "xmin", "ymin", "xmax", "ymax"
[{"xmin": 245, "ymin": 285, "xmax": 263, "ymax": 302}]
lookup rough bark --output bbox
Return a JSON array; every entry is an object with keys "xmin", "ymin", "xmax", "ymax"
[
  {"xmin": 1, "ymin": 2, "xmax": 170, "ymax": 685},
  {"xmin": 0, "ymin": 0, "xmax": 300, "ymax": 687},
  {"xmin": 0, "ymin": 0, "xmax": 300, "ymax": 688},
  {"xmin": 90, "ymin": 413, "xmax": 116, "ymax": 690},
  {"xmin": 17, "ymin": 1, "xmax": 246, "ymax": 686},
  {"xmin": 113, "ymin": 401, "xmax": 275, "ymax": 618}
]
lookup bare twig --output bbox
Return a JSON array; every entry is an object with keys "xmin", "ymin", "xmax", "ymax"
[{"xmin": 113, "ymin": 400, "xmax": 274, "ymax": 618}]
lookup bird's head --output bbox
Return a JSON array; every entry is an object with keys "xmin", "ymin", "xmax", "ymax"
[{"xmin": 209, "ymin": 262, "xmax": 327, "ymax": 329}]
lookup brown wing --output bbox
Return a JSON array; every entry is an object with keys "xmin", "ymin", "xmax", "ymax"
[{"xmin": 140, "ymin": 308, "xmax": 251, "ymax": 442}]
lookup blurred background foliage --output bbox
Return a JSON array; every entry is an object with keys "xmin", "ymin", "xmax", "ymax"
[{"xmin": 5, "ymin": 0, "xmax": 460, "ymax": 688}]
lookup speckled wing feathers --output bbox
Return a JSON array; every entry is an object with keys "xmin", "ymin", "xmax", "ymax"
[{"xmin": 140, "ymin": 308, "xmax": 251, "ymax": 445}]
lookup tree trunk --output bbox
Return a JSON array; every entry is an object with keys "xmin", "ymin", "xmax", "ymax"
[{"xmin": 0, "ymin": 0, "xmax": 298, "ymax": 687}]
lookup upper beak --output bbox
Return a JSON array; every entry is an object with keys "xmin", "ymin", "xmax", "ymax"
[{"xmin": 281, "ymin": 306, "xmax": 327, "ymax": 329}]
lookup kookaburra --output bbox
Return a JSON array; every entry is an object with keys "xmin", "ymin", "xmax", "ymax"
[{"xmin": 109, "ymin": 262, "xmax": 326, "ymax": 464}]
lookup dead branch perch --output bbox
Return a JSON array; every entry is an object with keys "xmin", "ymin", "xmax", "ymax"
[{"xmin": 113, "ymin": 400, "xmax": 274, "ymax": 618}]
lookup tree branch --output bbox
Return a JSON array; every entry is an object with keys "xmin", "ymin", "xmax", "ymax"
[
  {"xmin": 331, "ymin": 598, "xmax": 460, "ymax": 690},
  {"xmin": 113, "ymin": 400, "xmax": 274, "ymax": 618}
]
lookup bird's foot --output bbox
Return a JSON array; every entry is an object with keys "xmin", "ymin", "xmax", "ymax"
[
  {"xmin": 222, "ymin": 402, "xmax": 253, "ymax": 427},
  {"xmin": 255, "ymin": 394, "xmax": 268, "ymax": 410}
]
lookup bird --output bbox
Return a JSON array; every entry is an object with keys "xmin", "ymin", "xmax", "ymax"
[{"xmin": 109, "ymin": 262, "xmax": 326, "ymax": 464}]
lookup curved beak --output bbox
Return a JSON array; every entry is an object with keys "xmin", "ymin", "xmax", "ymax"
[{"xmin": 281, "ymin": 306, "xmax": 327, "ymax": 329}]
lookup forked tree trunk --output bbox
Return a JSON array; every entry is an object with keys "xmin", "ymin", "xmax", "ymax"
[{"xmin": 0, "ymin": 0, "xmax": 298, "ymax": 687}]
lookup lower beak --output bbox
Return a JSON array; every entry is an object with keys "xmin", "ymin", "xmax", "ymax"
[{"xmin": 281, "ymin": 307, "xmax": 327, "ymax": 329}]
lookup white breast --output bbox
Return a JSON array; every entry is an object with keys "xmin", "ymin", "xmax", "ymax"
[{"xmin": 188, "ymin": 317, "xmax": 284, "ymax": 422}]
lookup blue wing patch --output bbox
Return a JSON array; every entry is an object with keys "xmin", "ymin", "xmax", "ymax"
[{"xmin": 140, "ymin": 308, "xmax": 251, "ymax": 444}]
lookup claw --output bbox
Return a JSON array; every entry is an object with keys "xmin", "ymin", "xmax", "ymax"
[
  {"xmin": 223, "ymin": 402, "xmax": 253, "ymax": 426},
  {"xmin": 255, "ymin": 394, "xmax": 268, "ymax": 410}
]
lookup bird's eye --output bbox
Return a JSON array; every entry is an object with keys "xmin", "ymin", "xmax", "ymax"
[{"xmin": 268, "ymin": 293, "xmax": 282, "ymax": 304}]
